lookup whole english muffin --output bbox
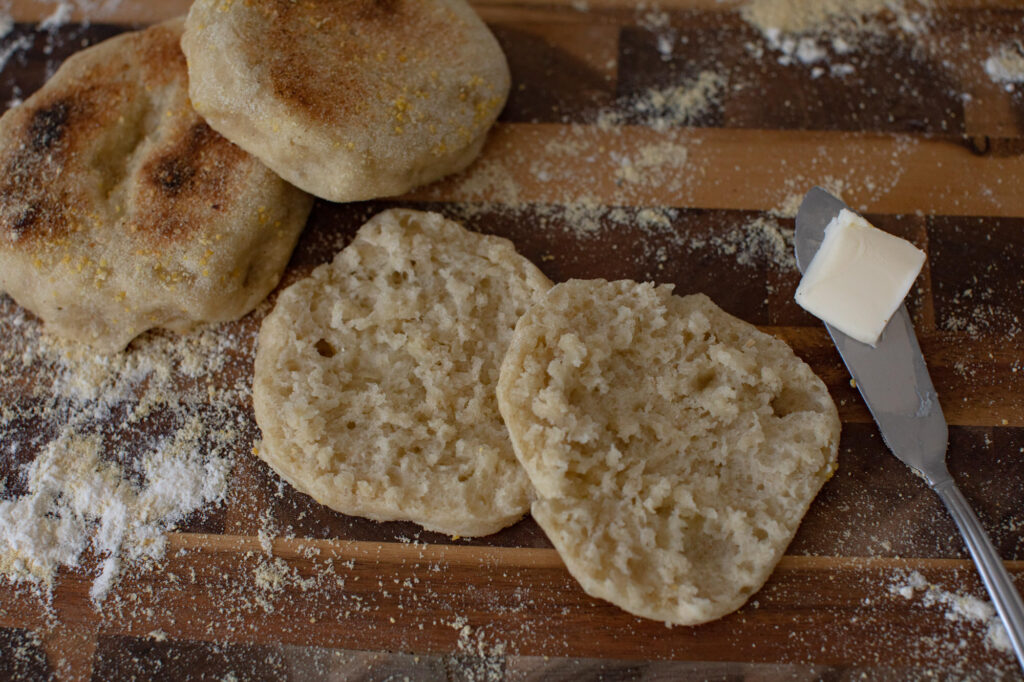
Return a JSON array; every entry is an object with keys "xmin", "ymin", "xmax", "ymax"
[
  {"xmin": 497, "ymin": 280, "xmax": 841, "ymax": 625},
  {"xmin": 253, "ymin": 209, "xmax": 551, "ymax": 536},
  {"xmin": 0, "ymin": 19, "xmax": 313, "ymax": 353},
  {"xmin": 182, "ymin": 0, "xmax": 510, "ymax": 202}
]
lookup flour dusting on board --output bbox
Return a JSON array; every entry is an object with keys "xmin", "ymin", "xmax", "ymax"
[
  {"xmin": 741, "ymin": 0, "xmax": 918, "ymax": 36},
  {"xmin": 432, "ymin": 0, "xmax": 922, "ymax": 267},
  {"xmin": 0, "ymin": 1, "xmax": 1021, "ymax": 677},
  {"xmin": 39, "ymin": 1, "xmax": 73, "ymax": 30},
  {"xmin": 0, "ymin": 297, "xmax": 253, "ymax": 603},
  {"xmin": 601, "ymin": 70, "xmax": 727, "ymax": 131},
  {"xmin": 0, "ymin": 32, "xmax": 31, "ymax": 83},
  {"xmin": 0, "ymin": 423, "xmax": 231, "ymax": 603},
  {"xmin": 889, "ymin": 570, "xmax": 1012, "ymax": 656},
  {"xmin": 984, "ymin": 43, "xmax": 1024, "ymax": 89},
  {"xmin": 739, "ymin": 0, "xmax": 933, "ymax": 75}
]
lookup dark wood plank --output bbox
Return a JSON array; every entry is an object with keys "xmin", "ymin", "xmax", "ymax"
[
  {"xmin": 617, "ymin": 18, "xmax": 965, "ymax": 134},
  {"xmin": 927, "ymin": 215, "xmax": 1024, "ymax": 338},
  {"xmin": 42, "ymin": 627, "xmax": 97, "ymax": 682},
  {"xmin": 0, "ymin": 627, "xmax": 52, "ymax": 681},
  {"xmin": 495, "ymin": 22, "xmax": 619, "ymax": 124},
  {"xmin": 91, "ymin": 636, "xmax": 288, "ymax": 682},
  {"xmin": 794, "ymin": 423, "xmax": 1024, "ymax": 560}
]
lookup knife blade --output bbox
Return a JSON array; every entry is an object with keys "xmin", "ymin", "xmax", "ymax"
[
  {"xmin": 794, "ymin": 186, "xmax": 1024, "ymax": 670},
  {"xmin": 794, "ymin": 187, "xmax": 947, "ymax": 479}
]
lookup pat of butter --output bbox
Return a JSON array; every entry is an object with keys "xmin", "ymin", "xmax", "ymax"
[{"xmin": 794, "ymin": 209, "xmax": 925, "ymax": 346}]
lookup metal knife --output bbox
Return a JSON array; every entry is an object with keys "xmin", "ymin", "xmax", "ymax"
[{"xmin": 795, "ymin": 187, "xmax": 1024, "ymax": 670}]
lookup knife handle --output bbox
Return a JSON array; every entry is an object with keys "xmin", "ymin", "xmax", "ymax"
[{"xmin": 932, "ymin": 478, "xmax": 1024, "ymax": 670}]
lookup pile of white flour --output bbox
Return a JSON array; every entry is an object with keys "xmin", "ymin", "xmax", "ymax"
[{"xmin": 0, "ymin": 297, "xmax": 253, "ymax": 603}]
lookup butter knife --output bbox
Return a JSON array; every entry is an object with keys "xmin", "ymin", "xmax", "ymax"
[{"xmin": 795, "ymin": 187, "xmax": 1024, "ymax": 669}]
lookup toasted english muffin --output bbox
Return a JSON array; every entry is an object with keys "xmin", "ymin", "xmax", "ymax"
[
  {"xmin": 0, "ymin": 19, "xmax": 313, "ymax": 353},
  {"xmin": 497, "ymin": 280, "xmax": 841, "ymax": 625},
  {"xmin": 181, "ymin": 0, "xmax": 509, "ymax": 202},
  {"xmin": 253, "ymin": 209, "xmax": 551, "ymax": 536}
]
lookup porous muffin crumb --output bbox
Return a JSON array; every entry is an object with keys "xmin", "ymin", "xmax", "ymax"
[
  {"xmin": 498, "ymin": 279, "xmax": 841, "ymax": 625},
  {"xmin": 253, "ymin": 209, "xmax": 552, "ymax": 536}
]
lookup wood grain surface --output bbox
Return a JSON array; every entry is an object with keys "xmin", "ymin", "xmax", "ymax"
[{"xmin": 1, "ymin": 1, "xmax": 1023, "ymax": 680}]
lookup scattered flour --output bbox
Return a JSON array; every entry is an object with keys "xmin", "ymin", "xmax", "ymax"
[
  {"xmin": 600, "ymin": 70, "xmax": 727, "ymax": 131},
  {"xmin": 0, "ymin": 12, "xmax": 13, "ymax": 39},
  {"xmin": 638, "ymin": 71, "xmax": 726, "ymax": 131},
  {"xmin": 889, "ymin": 570, "xmax": 1013, "ymax": 656},
  {"xmin": 773, "ymin": 176, "xmax": 851, "ymax": 218},
  {"xmin": 0, "ymin": 297, "xmax": 254, "ymax": 604},
  {"xmin": 38, "ymin": 2, "xmax": 73, "ymax": 31},
  {"xmin": 447, "ymin": 615, "xmax": 508, "ymax": 680},
  {"xmin": 0, "ymin": 423, "xmax": 232, "ymax": 602},
  {"xmin": 984, "ymin": 43, "xmax": 1024, "ymax": 90},
  {"xmin": 0, "ymin": 32, "xmax": 32, "ymax": 75},
  {"xmin": 773, "ymin": 191, "xmax": 807, "ymax": 220},
  {"xmin": 722, "ymin": 215, "xmax": 795, "ymax": 269},
  {"xmin": 739, "ymin": 0, "xmax": 933, "ymax": 74},
  {"xmin": 256, "ymin": 504, "xmax": 279, "ymax": 556},
  {"xmin": 437, "ymin": 69, "xmax": 726, "ymax": 242},
  {"xmin": 741, "ymin": 0, "xmax": 906, "ymax": 37},
  {"xmin": 614, "ymin": 142, "xmax": 689, "ymax": 185},
  {"xmin": 252, "ymin": 556, "xmax": 316, "ymax": 613}
]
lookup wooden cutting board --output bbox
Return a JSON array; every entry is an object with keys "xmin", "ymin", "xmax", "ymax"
[{"xmin": 1, "ymin": 1, "xmax": 1023, "ymax": 679}]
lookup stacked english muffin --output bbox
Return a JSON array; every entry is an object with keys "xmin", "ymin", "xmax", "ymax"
[
  {"xmin": 0, "ymin": 0, "xmax": 508, "ymax": 351},
  {"xmin": 0, "ymin": 19, "xmax": 312, "ymax": 352}
]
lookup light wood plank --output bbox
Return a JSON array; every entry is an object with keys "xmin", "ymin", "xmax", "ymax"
[
  {"xmin": 168, "ymin": 533, "xmax": 1024, "ymax": 573},
  {"xmin": 410, "ymin": 123, "xmax": 1024, "ymax": 216},
  {"xmin": 41, "ymin": 627, "xmax": 98, "ymax": 682}
]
